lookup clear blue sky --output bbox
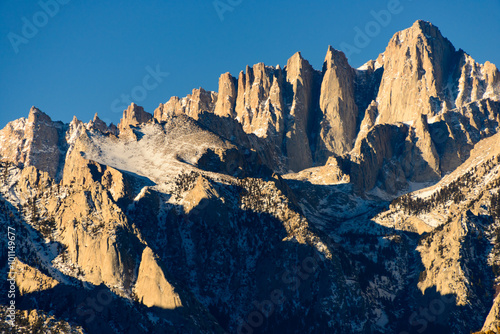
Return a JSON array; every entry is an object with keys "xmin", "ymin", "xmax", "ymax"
[{"xmin": 1, "ymin": 0, "xmax": 499, "ymax": 128}]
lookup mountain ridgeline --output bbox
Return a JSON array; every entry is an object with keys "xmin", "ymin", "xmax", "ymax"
[
  {"xmin": 153, "ymin": 20, "xmax": 500, "ymax": 188},
  {"xmin": 1, "ymin": 20, "xmax": 500, "ymax": 333}
]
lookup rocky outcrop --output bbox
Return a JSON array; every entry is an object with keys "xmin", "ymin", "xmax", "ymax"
[
  {"xmin": 182, "ymin": 88, "xmax": 218, "ymax": 120},
  {"xmin": 350, "ymin": 123, "xmax": 409, "ymax": 192},
  {"xmin": 154, "ymin": 88, "xmax": 217, "ymax": 121},
  {"xmin": 62, "ymin": 130, "xmax": 132, "ymax": 204},
  {"xmin": 154, "ymin": 96, "xmax": 183, "ymax": 120},
  {"xmin": 283, "ymin": 52, "xmax": 315, "ymax": 171},
  {"xmin": 118, "ymin": 103, "xmax": 153, "ymax": 132},
  {"xmin": 55, "ymin": 186, "xmax": 140, "ymax": 294},
  {"xmin": 148, "ymin": 21, "xmax": 500, "ymax": 179},
  {"xmin": 404, "ymin": 114, "xmax": 441, "ymax": 182},
  {"xmin": 86, "ymin": 113, "xmax": 117, "ymax": 135},
  {"xmin": 0, "ymin": 159, "xmax": 225, "ymax": 333},
  {"xmin": 0, "ymin": 107, "xmax": 65, "ymax": 179},
  {"xmin": 430, "ymin": 98, "xmax": 500, "ymax": 173},
  {"xmin": 375, "ymin": 20, "xmax": 459, "ymax": 123},
  {"xmin": 282, "ymin": 155, "xmax": 350, "ymax": 185},
  {"xmin": 214, "ymin": 72, "xmax": 237, "ymax": 117},
  {"xmin": 24, "ymin": 107, "xmax": 64, "ymax": 178},
  {"xmin": 13, "ymin": 259, "xmax": 59, "ymax": 296},
  {"xmin": 0, "ymin": 117, "xmax": 28, "ymax": 164},
  {"xmin": 134, "ymin": 247, "xmax": 183, "ymax": 309},
  {"xmin": 353, "ymin": 100, "xmax": 378, "ymax": 151},
  {"xmin": 153, "ymin": 56, "xmax": 315, "ymax": 172},
  {"xmin": 375, "ymin": 20, "xmax": 500, "ymax": 126},
  {"xmin": 234, "ymin": 63, "xmax": 286, "ymax": 140},
  {"xmin": 182, "ymin": 175, "xmax": 220, "ymax": 214},
  {"xmin": 315, "ymin": 46, "xmax": 358, "ymax": 163},
  {"xmin": 2, "ymin": 147, "xmax": 141, "ymax": 297},
  {"xmin": 346, "ymin": 114, "xmax": 442, "ymax": 193},
  {"xmin": 124, "ymin": 20, "xmax": 500, "ymax": 181},
  {"xmin": 456, "ymin": 55, "xmax": 500, "ymax": 108},
  {"xmin": 346, "ymin": 97, "xmax": 500, "ymax": 193},
  {"xmin": 417, "ymin": 215, "xmax": 473, "ymax": 306},
  {"xmin": 482, "ymin": 294, "xmax": 500, "ymax": 333}
]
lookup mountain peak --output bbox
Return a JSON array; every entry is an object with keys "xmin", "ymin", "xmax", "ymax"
[
  {"xmin": 376, "ymin": 21, "xmax": 458, "ymax": 123},
  {"xmin": 323, "ymin": 45, "xmax": 350, "ymax": 72},
  {"xmin": 292, "ymin": 50, "xmax": 303, "ymax": 59},
  {"xmin": 87, "ymin": 113, "xmax": 110, "ymax": 133},
  {"xmin": 118, "ymin": 103, "xmax": 152, "ymax": 132},
  {"xmin": 286, "ymin": 51, "xmax": 311, "ymax": 76},
  {"xmin": 70, "ymin": 115, "xmax": 81, "ymax": 125},
  {"xmin": 325, "ymin": 45, "xmax": 345, "ymax": 57},
  {"xmin": 287, "ymin": 51, "xmax": 306, "ymax": 66},
  {"xmin": 411, "ymin": 19, "xmax": 435, "ymax": 31},
  {"xmin": 28, "ymin": 106, "xmax": 52, "ymax": 124},
  {"xmin": 386, "ymin": 20, "xmax": 450, "ymax": 49}
]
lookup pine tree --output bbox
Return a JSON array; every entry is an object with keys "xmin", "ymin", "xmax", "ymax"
[{"xmin": 30, "ymin": 195, "xmax": 39, "ymax": 224}]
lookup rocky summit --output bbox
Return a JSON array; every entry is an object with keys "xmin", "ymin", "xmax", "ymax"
[{"xmin": 1, "ymin": 20, "xmax": 500, "ymax": 333}]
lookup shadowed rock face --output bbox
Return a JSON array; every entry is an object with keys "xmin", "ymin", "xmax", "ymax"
[{"xmin": 412, "ymin": 114, "xmax": 440, "ymax": 181}]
